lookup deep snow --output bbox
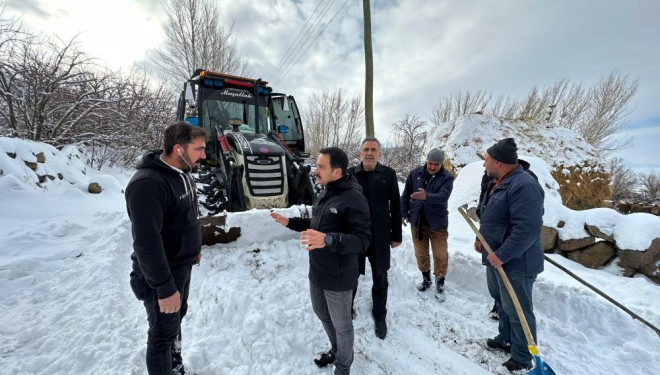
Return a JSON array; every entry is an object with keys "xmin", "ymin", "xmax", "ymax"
[{"xmin": 1, "ymin": 136, "xmax": 659, "ymax": 374}]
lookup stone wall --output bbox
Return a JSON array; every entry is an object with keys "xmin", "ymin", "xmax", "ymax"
[{"xmin": 541, "ymin": 220, "xmax": 660, "ymax": 284}]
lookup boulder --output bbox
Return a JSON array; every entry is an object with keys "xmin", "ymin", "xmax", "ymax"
[
  {"xmin": 557, "ymin": 235, "xmax": 595, "ymax": 252},
  {"xmin": 88, "ymin": 182, "xmax": 102, "ymax": 194},
  {"xmin": 35, "ymin": 152, "xmax": 46, "ymax": 163},
  {"xmin": 200, "ymin": 215, "xmax": 241, "ymax": 245},
  {"xmin": 566, "ymin": 241, "xmax": 616, "ymax": 269},
  {"xmin": 541, "ymin": 226, "xmax": 558, "ymax": 252},
  {"xmin": 585, "ymin": 224, "xmax": 615, "ymax": 243},
  {"xmin": 618, "ymin": 238, "xmax": 660, "ymax": 284}
]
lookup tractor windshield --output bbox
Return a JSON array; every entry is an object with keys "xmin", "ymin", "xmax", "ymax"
[{"xmin": 199, "ymin": 87, "xmax": 271, "ymax": 135}]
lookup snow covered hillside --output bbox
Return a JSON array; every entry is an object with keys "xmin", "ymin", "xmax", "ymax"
[
  {"xmin": 1, "ymin": 138, "xmax": 659, "ymax": 374},
  {"xmin": 426, "ymin": 114, "xmax": 599, "ymax": 169}
]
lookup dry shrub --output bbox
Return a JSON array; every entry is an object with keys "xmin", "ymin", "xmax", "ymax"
[{"xmin": 551, "ymin": 162, "xmax": 611, "ymax": 210}]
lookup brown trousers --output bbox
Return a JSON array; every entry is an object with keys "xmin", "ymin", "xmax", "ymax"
[{"xmin": 411, "ymin": 225, "xmax": 448, "ymax": 277}]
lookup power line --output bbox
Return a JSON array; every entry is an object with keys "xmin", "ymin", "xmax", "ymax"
[
  {"xmin": 271, "ymin": 0, "xmax": 338, "ymax": 85},
  {"xmin": 270, "ymin": 0, "xmax": 327, "ymax": 80},
  {"xmin": 273, "ymin": 0, "xmax": 351, "ymax": 87},
  {"xmin": 273, "ymin": 0, "xmax": 348, "ymax": 85}
]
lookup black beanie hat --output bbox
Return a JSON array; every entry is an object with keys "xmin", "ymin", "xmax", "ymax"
[{"xmin": 487, "ymin": 138, "xmax": 518, "ymax": 164}]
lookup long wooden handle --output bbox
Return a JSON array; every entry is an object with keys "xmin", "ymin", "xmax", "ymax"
[{"xmin": 458, "ymin": 207, "xmax": 537, "ymax": 348}]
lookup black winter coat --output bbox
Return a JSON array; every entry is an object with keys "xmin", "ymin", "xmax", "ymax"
[
  {"xmin": 125, "ymin": 150, "xmax": 202, "ymax": 299},
  {"xmin": 287, "ymin": 173, "xmax": 371, "ymax": 291},
  {"xmin": 348, "ymin": 163, "xmax": 402, "ymax": 275}
]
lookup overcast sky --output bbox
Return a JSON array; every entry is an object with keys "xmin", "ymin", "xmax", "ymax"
[{"xmin": 5, "ymin": 0, "xmax": 659, "ymax": 172}]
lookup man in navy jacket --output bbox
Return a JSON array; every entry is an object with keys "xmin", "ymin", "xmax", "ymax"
[
  {"xmin": 401, "ymin": 148, "xmax": 454, "ymax": 299},
  {"xmin": 126, "ymin": 122, "xmax": 207, "ymax": 375},
  {"xmin": 475, "ymin": 137, "xmax": 545, "ymax": 372},
  {"xmin": 271, "ymin": 147, "xmax": 371, "ymax": 375}
]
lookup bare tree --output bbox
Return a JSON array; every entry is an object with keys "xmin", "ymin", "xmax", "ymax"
[
  {"xmin": 430, "ymin": 71, "xmax": 638, "ymax": 153},
  {"xmin": 151, "ymin": 0, "xmax": 247, "ymax": 90},
  {"xmin": 302, "ymin": 89, "xmax": 364, "ymax": 157},
  {"xmin": 607, "ymin": 157, "xmax": 637, "ymax": 205},
  {"xmin": 0, "ymin": 34, "xmax": 117, "ymax": 144},
  {"xmin": 383, "ymin": 114, "xmax": 428, "ymax": 178},
  {"xmin": 637, "ymin": 171, "xmax": 660, "ymax": 205}
]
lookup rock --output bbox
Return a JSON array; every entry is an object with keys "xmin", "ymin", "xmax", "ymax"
[
  {"xmin": 57, "ymin": 173, "xmax": 64, "ymax": 180},
  {"xmin": 541, "ymin": 226, "xmax": 558, "ymax": 252},
  {"xmin": 88, "ymin": 182, "xmax": 102, "ymax": 194},
  {"xmin": 557, "ymin": 220, "xmax": 566, "ymax": 228},
  {"xmin": 24, "ymin": 160, "xmax": 37, "ymax": 171},
  {"xmin": 615, "ymin": 202, "xmax": 631, "ymax": 214},
  {"xmin": 6, "ymin": 152, "xmax": 16, "ymax": 159},
  {"xmin": 200, "ymin": 215, "xmax": 241, "ymax": 245},
  {"xmin": 652, "ymin": 207, "xmax": 660, "ymax": 216},
  {"xmin": 35, "ymin": 152, "xmax": 46, "ymax": 163},
  {"xmin": 585, "ymin": 224, "xmax": 615, "ymax": 243},
  {"xmin": 557, "ymin": 235, "xmax": 595, "ymax": 252},
  {"xmin": 618, "ymin": 238, "xmax": 660, "ymax": 284},
  {"xmin": 566, "ymin": 241, "xmax": 616, "ymax": 269}
]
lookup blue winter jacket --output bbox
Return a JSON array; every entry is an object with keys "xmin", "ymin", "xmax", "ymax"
[
  {"xmin": 400, "ymin": 165, "xmax": 454, "ymax": 231},
  {"xmin": 479, "ymin": 166, "xmax": 545, "ymax": 275}
]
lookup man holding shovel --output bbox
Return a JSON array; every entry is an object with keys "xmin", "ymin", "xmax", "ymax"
[{"xmin": 474, "ymin": 138, "xmax": 545, "ymax": 372}]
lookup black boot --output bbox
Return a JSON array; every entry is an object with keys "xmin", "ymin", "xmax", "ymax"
[
  {"xmin": 434, "ymin": 275, "xmax": 445, "ymax": 301},
  {"xmin": 375, "ymin": 319, "xmax": 387, "ymax": 339},
  {"xmin": 416, "ymin": 271, "xmax": 432, "ymax": 291},
  {"xmin": 313, "ymin": 350, "xmax": 335, "ymax": 368}
]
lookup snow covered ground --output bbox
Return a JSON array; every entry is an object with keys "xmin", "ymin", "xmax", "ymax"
[{"xmin": 1, "ymin": 146, "xmax": 659, "ymax": 374}]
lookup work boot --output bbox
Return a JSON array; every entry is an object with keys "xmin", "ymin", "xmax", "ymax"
[
  {"xmin": 313, "ymin": 350, "xmax": 335, "ymax": 368},
  {"xmin": 374, "ymin": 319, "xmax": 387, "ymax": 339},
  {"xmin": 434, "ymin": 275, "xmax": 445, "ymax": 301},
  {"xmin": 486, "ymin": 338, "xmax": 512, "ymax": 353},
  {"xmin": 416, "ymin": 271, "xmax": 432, "ymax": 291},
  {"xmin": 502, "ymin": 357, "xmax": 532, "ymax": 371}
]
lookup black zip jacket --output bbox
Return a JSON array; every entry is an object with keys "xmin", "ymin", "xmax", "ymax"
[
  {"xmin": 287, "ymin": 173, "xmax": 372, "ymax": 291},
  {"xmin": 125, "ymin": 150, "xmax": 201, "ymax": 299}
]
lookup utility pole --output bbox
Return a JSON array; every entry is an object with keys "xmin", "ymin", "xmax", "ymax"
[{"xmin": 363, "ymin": 0, "xmax": 374, "ymax": 137}]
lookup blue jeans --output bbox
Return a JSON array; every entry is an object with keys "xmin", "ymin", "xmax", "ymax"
[
  {"xmin": 310, "ymin": 282, "xmax": 354, "ymax": 375},
  {"xmin": 486, "ymin": 266, "xmax": 537, "ymax": 364}
]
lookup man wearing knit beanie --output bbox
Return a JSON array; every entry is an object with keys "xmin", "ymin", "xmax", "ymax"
[
  {"xmin": 486, "ymin": 137, "xmax": 518, "ymax": 165},
  {"xmin": 400, "ymin": 148, "xmax": 454, "ymax": 301},
  {"xmin": 475, "ymin": 137, "xmax": 545, "ymax": 372}
]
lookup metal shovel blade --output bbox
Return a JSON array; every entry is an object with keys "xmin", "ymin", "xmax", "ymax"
[{"xmin": 529, "ymin": 354, "xmax": 556, "ymax": 375}]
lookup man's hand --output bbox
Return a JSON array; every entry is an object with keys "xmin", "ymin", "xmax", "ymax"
[
  {"xmin": 410, "ymin": 188, "xmax": 427, "ymax": 201},
  {"xmin": 402, "ymin": 217, "xmax": 408, "ymax": 226},
  {"xmin": 270, "ymin": 212, "xmax": 289, "ymax": 226},
  {"xmin": 193, "ymin": 252, "xmax": 202, "ymax": 265},
  {"xmin": 487, "ymin": 253, "xmax": 503, "ymax": 268},
  {"xmin": 300, "ymin": 229, "xmax": 326, "ymax": 250},
  {"xmin": 391, "ymin": 241, "xmax": 401, "ymax": 248},
  {"xmin": 158, "ymin": 291, "xmax": 181, "ymax": 314},
  {"xmin": 474, "ymin": 240, "xmax": 482, "ymax": 253}
]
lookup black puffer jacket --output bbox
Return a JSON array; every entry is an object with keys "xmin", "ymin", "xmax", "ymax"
[
  {"xmin": 288, "ymin": 173, "xmax": 371, "ymax": 291},
  {"xmin": 125, "ymin": 150, "xmax": 201, "ymax": 299}
]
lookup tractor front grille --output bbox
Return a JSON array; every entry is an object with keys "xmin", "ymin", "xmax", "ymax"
[{"xmin": 245, "ymin": 155, "xmax": 285, "ymax": 196}]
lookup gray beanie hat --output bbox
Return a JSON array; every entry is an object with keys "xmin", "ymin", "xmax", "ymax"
[
  {"xmin": 487, "ymin": 138, "xmax": 518, "ymax": 164},
  {"xmin": 426, "ymin": 148, "xmax": 445, "ymax": 163}
]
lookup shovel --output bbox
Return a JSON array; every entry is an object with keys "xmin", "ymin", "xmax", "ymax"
[{"xmin": 458, "ymin": 207, "xmax": 555, "ymax": 375}]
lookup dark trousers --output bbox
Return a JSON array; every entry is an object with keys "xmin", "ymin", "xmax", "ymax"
[
  {"xmin": 486, "ymin": 266, "xmax": 537, "ymax": 364},
  {"xmin": 310, "ymin": 282, "xmax": 354, "ymax": 375},
  {"xmin": 352, "ymin": 252, "xmax": 388, "ymax": 321},
  {"xmin": 142, "ymin": 265, "xmax": 192, "ymax": 375}
]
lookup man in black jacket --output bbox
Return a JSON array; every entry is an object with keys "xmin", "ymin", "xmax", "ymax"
[
  {"xmin": 126, "ymin": 121, "xmax": 206, "ymax": 375},
  {"xmin": 271, "ymin": 147, "xmax": 371, "ymax": 375},
  {"xmin": 347, "ymin": 137, "xmax": 402, "ymax": 339}
]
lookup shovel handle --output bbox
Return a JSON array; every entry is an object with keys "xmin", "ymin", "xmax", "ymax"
[{"xmin": 458, "ymin": 207, "xmax": 538, "ymax": 349}]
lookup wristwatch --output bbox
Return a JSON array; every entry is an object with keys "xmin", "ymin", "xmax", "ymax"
[{"xmin": 324, "ymin": 233, "xmax": 334, "ymax": 247}]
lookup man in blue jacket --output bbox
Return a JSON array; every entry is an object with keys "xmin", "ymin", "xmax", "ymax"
[
  {"xmin": 475, "ymin": 138, "xmax": 545, "ymax": 372},
  {"xmin": 126, "ymin": 121, "xmax": 207, "ymax": 375},
  {"xmin": 401, "ymin": 148, "xmax": 454, "ymax": 300},
  {"xmin": 271, "ymin": 147, "xmax": 371, "ymax": 375}
]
